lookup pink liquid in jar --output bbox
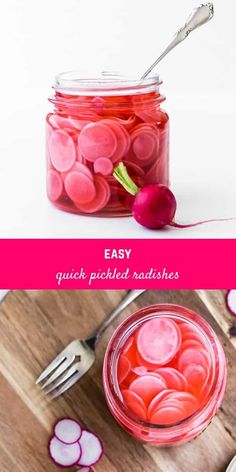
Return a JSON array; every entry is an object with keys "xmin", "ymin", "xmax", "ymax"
[
  {"xmin": 46, "ymin": 73, "xmax": 169, "ymax": 216},
  {"xmin": 103, "ymin": 304, "xmax": 227, "ymax": 445}
]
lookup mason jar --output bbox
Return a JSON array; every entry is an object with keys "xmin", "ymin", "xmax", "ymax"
[
  {"xmin": 103, "ymin": 304, "xmax": 227, "ymax": 445},
  {"xmin": 46, "ymin": 72, "xmax": 169, "ymax": 216}
]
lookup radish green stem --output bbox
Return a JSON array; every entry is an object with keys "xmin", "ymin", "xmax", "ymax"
[{"xmin": 113, "ymin": 163, "xmax": 139, "ymax": 196}]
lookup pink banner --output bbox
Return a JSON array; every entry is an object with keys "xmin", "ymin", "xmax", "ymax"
[{"xmin": 1, "ymin": 239, "xmax": 235, "ymax": 289}]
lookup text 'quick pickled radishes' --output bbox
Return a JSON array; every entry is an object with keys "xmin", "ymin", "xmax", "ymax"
[
  {"xmin": 114, "ymin": 163, "xmax": 234, "ymax": 230},
  {"xmin": 118, "ymin": 317, "xmax": 213, "ymax": 425},
  {"xmin": 48, "ymin": 418, "xmax": 103, "ymax": 468}
]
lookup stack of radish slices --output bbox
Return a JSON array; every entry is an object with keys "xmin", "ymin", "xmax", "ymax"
[
  {"xmin": 49, "ymin": 418, "xmax": 103, "ymax": 470},
  {"xmin": 118, "ymin": 318, "xmax": 212, "ymax": 425}
]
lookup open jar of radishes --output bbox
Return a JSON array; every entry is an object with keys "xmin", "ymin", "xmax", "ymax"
[
  {"xmin": 103, "ymin": 304, "xmax": 227, "ymax": 446},
  {"xmin": 46, "ymin": 72, "xmax": 169, "ymax": 216}
]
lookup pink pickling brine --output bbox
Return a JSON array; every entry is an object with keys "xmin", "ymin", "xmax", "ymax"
[
  {"xmin": 103, "ymin": 304, "xmax": 227, "ymax": 446},
  {"xmin": 46, "ymin": 72, "xmax": 169, "ymax": 216}
]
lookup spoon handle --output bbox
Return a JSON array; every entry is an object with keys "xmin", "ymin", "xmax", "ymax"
[{"xmin": 141, "ymin": 3, "xmax": 214, "ymax": 80}]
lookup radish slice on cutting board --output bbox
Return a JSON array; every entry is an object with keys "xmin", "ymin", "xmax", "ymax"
[
  {"xmin": 78, "ymin": 430, "xmax": 103, "ymax": 467},
  {"xmin": 54, "ymin": 418, "xmax": 82, "ymax": 444},
  {"xmin": 226, "ymin": 290, "xmax": 236, "ymax": 317},
  {"xmin": 48, "ymin": 418, "xmax": 104, "ymax": 469},
  {"xmin": 49, "ymin": 436, "xmax": 81, "ymax": 467}
]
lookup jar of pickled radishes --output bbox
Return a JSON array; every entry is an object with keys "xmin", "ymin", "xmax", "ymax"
[
  {"xmin": 46, "ymin": 72, "xmax": 169, "ymax": 216},
  {"xmin": 103, "ymin": 304, "xmax": 227, "ymax": 446}
]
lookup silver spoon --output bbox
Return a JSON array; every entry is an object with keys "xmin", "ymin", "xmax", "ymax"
[{"xmin": 141, "ymin": 3, "xmax": 214, "ymax": 80}]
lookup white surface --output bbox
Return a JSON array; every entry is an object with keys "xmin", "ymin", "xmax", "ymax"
[{"xmin": 0, "ymin": 0, "xmax": 236, "ymax": 238}]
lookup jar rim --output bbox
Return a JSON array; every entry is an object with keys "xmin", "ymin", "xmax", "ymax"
[
  {"xmin": 103, "ymin": 303, "xmax": 227, "ymax": 434},
  {"xmin": 54, "ymin": 70, "xmax": 161, "ymax": 96}
]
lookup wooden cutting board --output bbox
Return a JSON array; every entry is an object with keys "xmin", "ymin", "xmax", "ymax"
[{"xmin": 0, "ymin": 290, "xmax": 235, "ymax": 472}]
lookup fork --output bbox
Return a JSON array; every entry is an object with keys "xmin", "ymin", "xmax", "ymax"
[{"xmin": 36, "ymin": 290, "xmax": 146, "ymax": 399}]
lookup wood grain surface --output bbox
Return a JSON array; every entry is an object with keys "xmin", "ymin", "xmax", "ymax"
[{"xmin": 0, "ymin": 290, "xmax": 235, "ymax": 472}]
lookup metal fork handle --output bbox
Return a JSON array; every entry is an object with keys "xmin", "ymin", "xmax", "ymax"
[
  {"xmin": 141, "ymin": 3, "xmax": 214, "ymax": 80},
  {"xmin": 86, "ymin": 290, "xmax": 146, "ymax": 349}
]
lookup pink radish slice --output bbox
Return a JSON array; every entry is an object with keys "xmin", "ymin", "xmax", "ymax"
[
  {"xmin": 47, "ymin": 170, "xmax": 63, "ymax": 202},
  {"xmin": 181, "ymin": 331, "xmax": 206, "ymax": 344},
  {"xmin": 147, "ymin": 390, "xmax": 176, "ymax": 419},
  {"xmin": 54, "ymin": 418, "xmax": 82, "ymax": 445},
  {"xmin": 78, "ymin": 122, "xmax": 117, "ymax": 162},
  {"xmin": 65, "ymin": 172, "xmax": 96, "ymax": 204},
  {"xmin": 123, "ymin": 160, "xmax": 145, "ymax": 177},
  {"xmin": 113, "ymin": 115, "xmax": 137, "ymax": 131},
  {"xmin": 49, "ymin": 436, "xmax": 81, "ymax": 467},
  {"xmin": 132, "ymin": 366, "xmax": 148, "ymax": 376},
  {"xmin": 181, "ymin": 340, "xmax": 204, "ymax": 351},
  {"xmin": 183, "ymin": 364, "xmax": 209, "ymax": 389},
  {"xmin": 226, "ymin": 290, "xmax": 236, "ymax": 317},
  {"xmin": 123, "ymin": 336, "xmax": 138, "ymax": 367},
  {"xmin": 150, "ymin": 405, "xmax": 185, "ymax": 425},
  {"xmin": 132, "ymin": 129, "xmax": 157, "ymax": 162},
  {"xmin": 136, "ymin": 318, "xmax": 181, "ymax": 366},
  {"xmin": 94, "ymin": 157, "xmax": 113, "ymax": 175},
  {"xmin": 76, "ymin": 175, "xmax": 111, "ymax": 213},
  {"xmin": 70, "ymin": 119, "xmax": 92, "ymax": 131},
  {"xmin": 78, "ymin": 430, "xmax": 103, "ymax": 467},
  {"xmin": 178, "ymin": 348, "xmax": 210, "ymax": 373},
  {"xmin": 121, "ymin": 390, "xmax": 147, "ymax": 421},
  {"xmin": 101, "ymin": 120, "xmax": 130, "ymax": 162},
  {"xmin": 155, "ymin": 368, "xmax": 188, "ymax": 391},
  {"xmin": 161, "ymin": 392, "xmax": 199, "ymax": 415},
  {"xmin": 136, "ymin": 351, "xmax": 160, "ymax": 371},
  {"xmin": 61, "ymin": 162, "xmax": 93, "ymax": 182},
  {"xmin": 118, "ymin": 355, "xmax": 131, "ymax": 383},
  {"xmin": 49, "ymin": 130, "xmax": 76, "ymax": 172},
  {"xmin": 179, "ymin": 323, "xmax": 200, "ymax": 336},
  {"xmin": 123, "ymin": 336, "xmax": 134, "ymax": 355},
  {"xmin": 49, "ymin": 114, "xmax": 77, "ymax": 131},
  {"xmin": 129, "ymin": 374, "xmax": 167, "ymax": 405}
]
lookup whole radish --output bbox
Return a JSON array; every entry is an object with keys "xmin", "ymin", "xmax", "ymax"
[{"xmin": 113, "ymin": 163, "xmax": 233, "ymax": 230}]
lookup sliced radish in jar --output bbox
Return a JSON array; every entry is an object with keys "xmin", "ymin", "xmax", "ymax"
[
  {"xmin": 181, "ymin": 339, "xmax": 204, "ymax": 351},
  {"xmin": 129, "ymin": 374, "xmax": 167, "ymax": 405},
  {"xmin": 147, "ymin": 390, "xmax": 176, "ymax": 419},
  {"xmin": 94, "ymin": 157, "xmax": 113, "ymax": 176},
  {"xmin": 78, "ymin": 430, "xmax": 103, "ymax": 467},
  {"xmin": 65, "ymin": 172, "xmax": 96, "ymax": 204},
  {"xmin": 49, "ymin": 130, "xmax": 76, "ymax": 172},
  {"xmin": 154, "ymin": 368, "xmax": 188, "ymax": 391},
  {"xmin": 54, "ymin": 418, "xmax": 82, "ymax": 444},
  {"xmin": 226, "ymin": 290, "xmax": 236, "ymax": 317},
  {"xmin": 150, "ymin": 405, "xmax": 185, "ymax": 425},
  {"xmin": 121, "ymin": 389, "xmax": 147, "ymax": 421},
  {"xmin": 101, "ymin": 120, "xmax": 130, "ymax": 162},
  {"xmin": 136, "ymin": 318, "xmax": 181, "ymax": 366},
  {"xmin": 183, "ymin": 364, "xmax": 209, "ymax": 389},
  {"xmin": 48, "ymin": 115, "xmax": 77, "ymax": 131},
  {"xmin": 131, "ymin": 128, "xmax": 158, "ymax": 162},
  {"xmin": 76, "ymin": 175, "xmax": 111, "ymax": 213},
  {"xmin": 61, "ymin": 162, "xmax": 93, "ymax": 182},
  {"xmin": 78, "ymin": 122, "xmax": 117, "ymax": 162},
  {"xmin": 49, "ymin": 436, "xmax": 81, "ymax": 467},
  {"xmin": 178, "ymin": 348, "xmax": 210, "ymax": 372},
  {"xmin": 132, "ymin": 366, "xmax": 148, "ymax": 376},
  {"xmin": 118, "ymin": 355, "xmax": 131, "ymax": 384},
  {"xmin": 47, "ymin": 170, "xmax": 63, "ymax": 202}
]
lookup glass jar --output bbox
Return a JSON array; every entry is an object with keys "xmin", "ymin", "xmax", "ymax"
[
  {"xmin": 46, "ymin": 72, "xmax": 169, "ymax": 216},
  {"xmin": 103, "ymin": 304, "xmax": 227, "ymax": 446}
]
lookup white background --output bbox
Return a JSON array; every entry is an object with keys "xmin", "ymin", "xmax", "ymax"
[{"xmin": 0, "ymin": 0, "xmax": 235, "ymax": 238}]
